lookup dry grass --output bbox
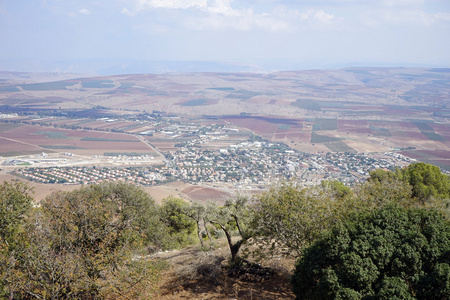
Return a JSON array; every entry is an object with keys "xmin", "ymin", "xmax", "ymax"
[{"xmin": 152, "ymin": 242, "xmax": 295, "ymax": 299}]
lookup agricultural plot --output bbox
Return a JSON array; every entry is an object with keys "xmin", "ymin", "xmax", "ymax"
[
  {"xmin": 0, "ymin": 124, "xmax": 152, "ymax": 156},
  {"xmin": 369, "ymin": 125, "xmax": 391, "ymax": 137},
  {"xmin": 431, "ymin": 123, "xmax": 450, "ymax": 141},
  {"xmin": 224, "ymin": 116, "xmax": 304, "ymax": 142},
  {"xmin": 382, "ymin": 106, "xmax": 422, "ymax": 116},
  {"xmin": 1, "ymin": 68, "xmax": 450, "ymax": 163},
  {"xmin": 400, "ymin": 150, "xmax": 450, "ymax": 171},
  {"xmin": 0, "ymin": 122, "xmax": 22, "ymax": 132},
  {"xmin": 313, "ymin": 118, "xmax": 337, "ymax": 131},
  {"xmin": 338, "ymin": 120, "xmax": 371, "ymax": 134},
  {"xmin": 311, "ymin": 132, "xmax": 340, "ymax": 143},
  {"xmin": 324, "ymin": 141, "xmax": 356, "ymax": 153},
  {"xmin": 20, "ymin": 80, "xmax": 77, "ymax": 91},
  {"xmin": 0, "ymin": 137, "xmax": 44, "ymax": 156},
  {"xmin": 181, "ymin": 186, "xmax": 230, "ymax": 204},
  {"xmin": 412, "ymin": 122, "xmax": 446, "ymax": 141},
  {"xmin": 178, "ymin": 99, "xmax": 218, "ymax": 106},
  {"xmin": 81, "ymin": 80, "xmax": 115, "ymax": 89},
  {"xmin": 146, "ymin": 139, "xmax": 178, "ymax": 152}
]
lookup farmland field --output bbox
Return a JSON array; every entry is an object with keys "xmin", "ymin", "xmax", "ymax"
[
  {"xmin": 0, "ymin": 123, "xmax": 153, "ymax": 156},
  {"xmin": 1, "ymin": 67, "xmax": 450, "ymax": 169},
  {"xmin": 400, "ymin": 150, "xmax": 450, "ymax": 171}
]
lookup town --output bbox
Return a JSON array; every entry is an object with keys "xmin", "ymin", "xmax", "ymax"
[
  {"xmin": 1, "ymin": 108, "xmax": 421, "ymax": 189},
  {"xmin": 13, "ymin": 140, "xmax": 414, "ymax": 189}
]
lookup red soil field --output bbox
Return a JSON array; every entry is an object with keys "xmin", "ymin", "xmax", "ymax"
[
  {"xmin": 388, "ymin": 130, "xmax": 428, "ymax": 140},
  {"xmin": 400, "ymin": 150, "xmax": 450, "ymax": 171},
  {"xmin": 224, "ymin": 116, "xmax": 302, "ymax": 140},
  {"xmin": 431, "ymin": 124, "xmax": 450, "ymax": 139},
  {"xmin": 382, "ymin": 107, "xmax": 420, "ymax": 115},
  {"xmin": 338, "ymin": 120, "xmax": 372, "ymax": 134},
  {"xmin": 0, "ymin": 124, "xmax": 150, "ymax": 153},
  {"xmin": 0, "ymin": 137, "xmax": 43, "ymax": 154},
  {"xmin": 182, "ymin": 186, "xmax": 230, "ymax": 204},
  {"xmin": 413, "ymin": 150, "xmax": 450, "ymax": 159},
  {"xmin": 149, "ymin": 141, "xmax": 178, "ymax": 152},
  {"xmin": 386, "ymin": 121, "xmax": 416, "ymax": 130}
]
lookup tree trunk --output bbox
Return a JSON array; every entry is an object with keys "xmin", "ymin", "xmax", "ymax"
[
  {"xmin": 211, "ymin": 221, "xmax": 242, "ymax": 262},
  {"xmin": 203, "ymin": 218, "xmax": 213, "ymax": 249},
  {"xmin": 196, "ymin": 220, "xmax": 204, "ymax": 248}
]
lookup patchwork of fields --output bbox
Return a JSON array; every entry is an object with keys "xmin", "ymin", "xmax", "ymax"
[{"xmin": 1, "ymin": 68, "xmax": 450, "ymax": 170}]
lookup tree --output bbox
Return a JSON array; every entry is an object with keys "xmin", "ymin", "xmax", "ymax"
[
  {"xmin": 2, "ymin": 182, "xmax": 164, "ymax": 299},
  {"xmin": 159, "ymin": 196, "xmax": 196, "ymax": 249},
  {"xmin": 0, "ymin": 180, "xmax": 33, "ymax": 246},
  {"xmin": 252, "ymin": 181, "xmax": 355, "ymax": 257},
  {"xmin": 207, "ymin": 194, "xmax": 252, "ymax": 263},
  {"xmin": 0, "ymin": 180, "xmax": 33, "ymax": 298},
  {"xmin": 88, "ymin": 181, "xmax": 165, "ymax": 249},
  {"xmin": 401, "ymin": 162, "xmax": 450, "ymax": 204},
  {"xmin": 365, "ymin": 163, "xmax": 450, "ymax": 207},
  {"xmin": 184, "ymin": 202, "xmax": 207, "ymax": 248},
  {"xmin": 292, "ymin": 205, "xmax": 450, "ymax": 299},
  {"xmin": 357, "ymin": 168, "xmax": 414, "ymax": 209}
]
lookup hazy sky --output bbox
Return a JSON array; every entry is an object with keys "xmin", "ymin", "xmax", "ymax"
[{"xmin": 1, "ymin": 0, "xmax": 450, "ymax": 72}]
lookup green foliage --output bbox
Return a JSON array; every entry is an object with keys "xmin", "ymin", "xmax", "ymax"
[
  {"xmin": 0, "ymin": 182, "xmax": 164, "ymax": 299},
  {"xmin": 0, "ymin": 181, "xmax": 33, "ymax": 297},
  {"xmin": 402, "ymin": 162, "xmax": 450, "ymax": 203},
  {"xmin": 292, "ymin": 205, "xmax": 450, "ymax": 299},
  {"xmin": 0, "ymin": 180, "xmax": 33, "ymax": 245},
  {"xmin": 206, "ymin": 194, "xmax": 252, "ymax": 262},
  {"xmin": 368, "ymin": 162, "xmax": 450, "ymax": 205},
  {"xmin": 358, "ymin": 168, "xmax": 414, "ymax": 208},
  {"xmin": 184, "ymin": 202, "xmax": 207, "ymax": 248},
  {"xmin": 252, "ymin": 181, "xmax": 356, "ymax": 256},
  {"xmin": 159, "ymin": 197, "xmax": 196, "ymax": 249}
]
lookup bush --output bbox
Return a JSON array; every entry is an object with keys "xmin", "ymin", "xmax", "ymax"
[{"xmin": 292, "ymin": 205, "xmax": 450, "ymax": 299}]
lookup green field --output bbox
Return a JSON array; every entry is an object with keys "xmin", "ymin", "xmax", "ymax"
[
  {"xmin": 291, "ymin": 99, "xmax": 321, "ymax": 111},
  {"xmin": 422, "ymin": 131, "xmax": 445, "ymax": 141},
  {"xmin": 0, "ymin": 86, "xmax": 20, "ymax": 92},
  {"xmin": 278, "ymin": 125, "xmax": 291, "ymax": 130},
  {"xmin": 225, "ymin": 90, "xmax": 264, "ymax": 101},
  {"xmin": 21, "ymin": 81, "xmax": 76, "ymax": 91},
  {"xmin": 313, "ymin": 118, "xmax": 338, "ymax": 131},
  {"xmin": 36, "ymin": 131, "xmax": 68, "ymax": 139},
  {"xmin": 324, "ymin": 141, "xmax": 356, "ymax": 153},
  {"xmin": 413, "ymin": 122, "xmax": 445, "ymax": 141},
  {"xmin": 207, "ymin": 87, "xmax": 235, "ymax": 91},
  {"xmin": 311, "ymin": 132, "xmax": 339, "ymax": 143},
  {"xmin": 81, "ymin": 80, "xmax": 115, "ymax": 88},
  {"xmin": 181, "ymin": 99, "xmax": 208, "ymax": 106}
]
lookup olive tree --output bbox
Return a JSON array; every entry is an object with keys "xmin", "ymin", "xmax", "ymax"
[
  {"xmin": 252, "ymin": 181, "xmax": 355, "ymax": 257},
  {"xmin": 206, "ymin": 194, "xmax": 252, "ymax": 263},
  {"xmin": 184, "ymin": 201, "xmax": 207, "ymax": 248}
]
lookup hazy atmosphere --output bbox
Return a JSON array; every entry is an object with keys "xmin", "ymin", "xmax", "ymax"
[
  {"xmin": 1, "ymin": 0, "xmax": 450, "ymax": 73},
  {"xmin": 2, "ymin": 2, "xmax": 450, "ymax": 299}
]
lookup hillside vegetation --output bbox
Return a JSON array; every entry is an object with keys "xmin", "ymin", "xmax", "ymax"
[{"xmin": 0, "ymin": 162, "xmax": 449, "ymax": 299}]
